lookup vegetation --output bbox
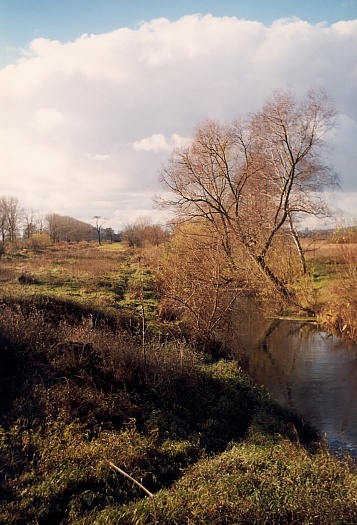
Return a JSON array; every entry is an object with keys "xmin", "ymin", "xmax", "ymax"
[
  {"xmin": 0, "ymin": 240, "xmax": 356, "ymax": 524},
  {"xmin": 158, "ymin": 88, "xmax": 338, "ymax": 304},
  {"xmin": 300, "ymin": 235, "xmax": 357, "ymax": 342},
  {"xmin": 0, "ymin": 196, "xmax": 120, "ymax": 255},
  {"xmin": 121, "ymin": 217, "xmax": 170, "ymax": 248}
]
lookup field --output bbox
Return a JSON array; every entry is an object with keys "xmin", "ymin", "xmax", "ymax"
[
  {"xmin": 299, "ymin": 238, "xmax": 357, "ymax": 340},
  {"xmin": 0, "ymin": 241, "xmax": 356, "ymax": 524}
]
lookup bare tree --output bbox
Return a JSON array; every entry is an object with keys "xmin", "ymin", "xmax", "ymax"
[
  {"xmin": 0, "ymin": 195, "xmax": 23, "ymax": 246},
  {"xmin": 0, "ymin": 197, "xmax": 7, "ymax": 246},
  {"xmin": 249, "ymin": 88, "xmax": 338, "ymax": 273},
  {"xmin": 158, "ymin": 88, "xmax": 338, "ymax": 303},
  {"xmin": 92, "ymin": 216, "xmax": 108, "ymax": 245},
  {"xmin": 22, "ymin": 208, "xmax": 40, "ymax": 239},
  {"xmin": 121, "ymin": 216, "xmax": 169, "ymax": 248},
  {"xmin": 46, "ymin": 213, "xmax": 93, "ymax": 243}
]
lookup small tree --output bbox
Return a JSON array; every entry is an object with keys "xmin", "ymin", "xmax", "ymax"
[
  {"xmin": 28, "ymin": 232, "xmax": 51, "ymax": 252},
  {"xmin": 158, "ymin": 222, "xmax": 243, "ymax": 344},
  {"xmin": 121, "ymin": 217, "xmax": 169, "ymax": 248},
  {"xmin": 104, "ymin": 227, "xmax": 115, "ymax": 243},
  {"xmin": 0, "ymin": 195, "xmax": 23, "ymax": 245},
  {"xmin": 92, "ymin": 216, "xmax": 108, "ymax": 245}
]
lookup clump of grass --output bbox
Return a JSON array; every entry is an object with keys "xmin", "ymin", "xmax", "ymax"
[
  {"xmin": 101, "ymin": 439, "xmax": 357, "ymax": 525},
  {"xmin": 18, "ymin": 272, "xmax": 41, "ymax": 285}
]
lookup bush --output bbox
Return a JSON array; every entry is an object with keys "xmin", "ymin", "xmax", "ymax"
[{"xmin": 27, "ymin": 232, "xmax": 52, "ymax": 251}]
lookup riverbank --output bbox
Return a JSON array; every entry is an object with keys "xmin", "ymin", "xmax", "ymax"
[
  {"xmin": 0, "ymin": 243, "xmax": 356, "ymax": 524},
  {"xmin": 1, "ymin": 298, "xmax": 356, "ymax": 524},
  {"xmin": 299, "ymin": 238, "xmax": 357, "ymax": 343}
]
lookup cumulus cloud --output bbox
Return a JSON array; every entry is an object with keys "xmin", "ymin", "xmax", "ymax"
[
  {"xmin": 34, "ymin": 108, "xmax": 65, "ymax": 133},
  {"xmin": 0, "ymin": 15, "xmax": 356, "ymax": 229},
  {"xmin": 133, "ymin": 133, "xmax": 189, "ymax": 153}
]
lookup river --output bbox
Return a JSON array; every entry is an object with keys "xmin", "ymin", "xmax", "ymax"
[{"xmin": 232, "ymin": 312, "xmax": 357, "ymax": 458}]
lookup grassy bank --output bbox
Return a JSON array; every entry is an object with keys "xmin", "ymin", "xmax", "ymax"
[
  {"xmin": 300, "ymin": 238, "xmax": 357, "ymax": 342},
  {"xmin": 0, "ymin": 242, "xmax": 356, "ymax": 524}
]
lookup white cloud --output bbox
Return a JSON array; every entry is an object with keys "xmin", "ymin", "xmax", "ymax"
[
  {"xmin": 0, "ymin": 15, "xmax": 356, "ymax": 230},
  {"xmin": 87, "ymin": 153, "xmax": 111, "ymax": 162},
  {"xmin": 332, "ymin": 191, "xmax": 357, "ymax": 220},
  {"xmin": 133, "ymin": 133, "xmax": 170, "ymax": 153},
  {"xmin": 132, "ymin": 133, "xmax": 189, "ymax": 153},
  {"xmin": 34, "ymin": 108, "xmax": 65, "ymax": 133}
]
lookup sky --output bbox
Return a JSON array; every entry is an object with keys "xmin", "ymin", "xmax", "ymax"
[{"xmin": 0, "ymin": 1, "xmax": 356, "ymax": 231}]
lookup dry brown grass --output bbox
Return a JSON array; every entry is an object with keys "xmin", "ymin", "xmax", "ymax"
[
  {"xmin": 1, "ymin": 242, "xmax": 124, "ymax": 276},
  {"xmin": 300, "ymin": 238, "xmax": 357, "ymax": 341},
  {"xmin": 0, "ymin": 242, "xmax": 129, "ymax": 302},
  {"xmin": 301, "ymin": 238, "xmax": 357, "ymax": 261}
]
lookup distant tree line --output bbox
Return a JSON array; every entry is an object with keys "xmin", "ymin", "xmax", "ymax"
[
  {"xmin": 0, "ymin": 195, "xmax": 169, "ymax": 253},
  {"xmin": 0, "ymin": 195, "xmax": 113, "ymax": 252},
  {"xmin": 46, "ymin": 213, "xmax": 96, "ymax": 243}
]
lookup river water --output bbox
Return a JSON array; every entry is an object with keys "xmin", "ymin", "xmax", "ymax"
[{"xmin": 233, "ymin": 313, "xmax": 357, "ymax": 458}]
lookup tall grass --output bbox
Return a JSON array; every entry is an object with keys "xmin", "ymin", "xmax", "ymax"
[{"xmin": 103, "ymin": 439, "xmax": 357, "ymax": 525}]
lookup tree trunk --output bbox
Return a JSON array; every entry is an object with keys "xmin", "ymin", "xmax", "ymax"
[
  {"xmin": 255, "ymin": 253, "xmax": 292, "ymax": 301},
  {"xmin": 288, "ymin": 213, "xmax": 307, "ymax": 274}
]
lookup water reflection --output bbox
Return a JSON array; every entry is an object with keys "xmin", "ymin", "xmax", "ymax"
[{"xmin": 234, "ymin": 316, "xmax": 357, "ymax": 457}]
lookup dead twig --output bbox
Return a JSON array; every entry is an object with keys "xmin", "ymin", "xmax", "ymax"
[{"xmin": 106, "ymin": 460, "xmax": 157, "ymax": 524}]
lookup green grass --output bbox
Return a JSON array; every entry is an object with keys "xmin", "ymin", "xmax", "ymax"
[
  {"xmin": 0, "ymin": 243, "xmax": 160, "ymax": 328},
  {"xmin": 102, "ymin": 439, "xmax": 357, "ymax": 525},
  {"xmin": 97, "ymin": 242, "xmax": 126, "ymax": 252}
]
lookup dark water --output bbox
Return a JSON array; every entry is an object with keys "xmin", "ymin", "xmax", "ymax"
[{"xmin": 234, "ymin": 316, "xmax": 357, "ymax": 458}]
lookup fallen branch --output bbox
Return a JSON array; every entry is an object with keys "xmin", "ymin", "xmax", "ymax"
[{"xmin": 106, "ymin": 460, "xmax": 157, "ymax": 524}]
